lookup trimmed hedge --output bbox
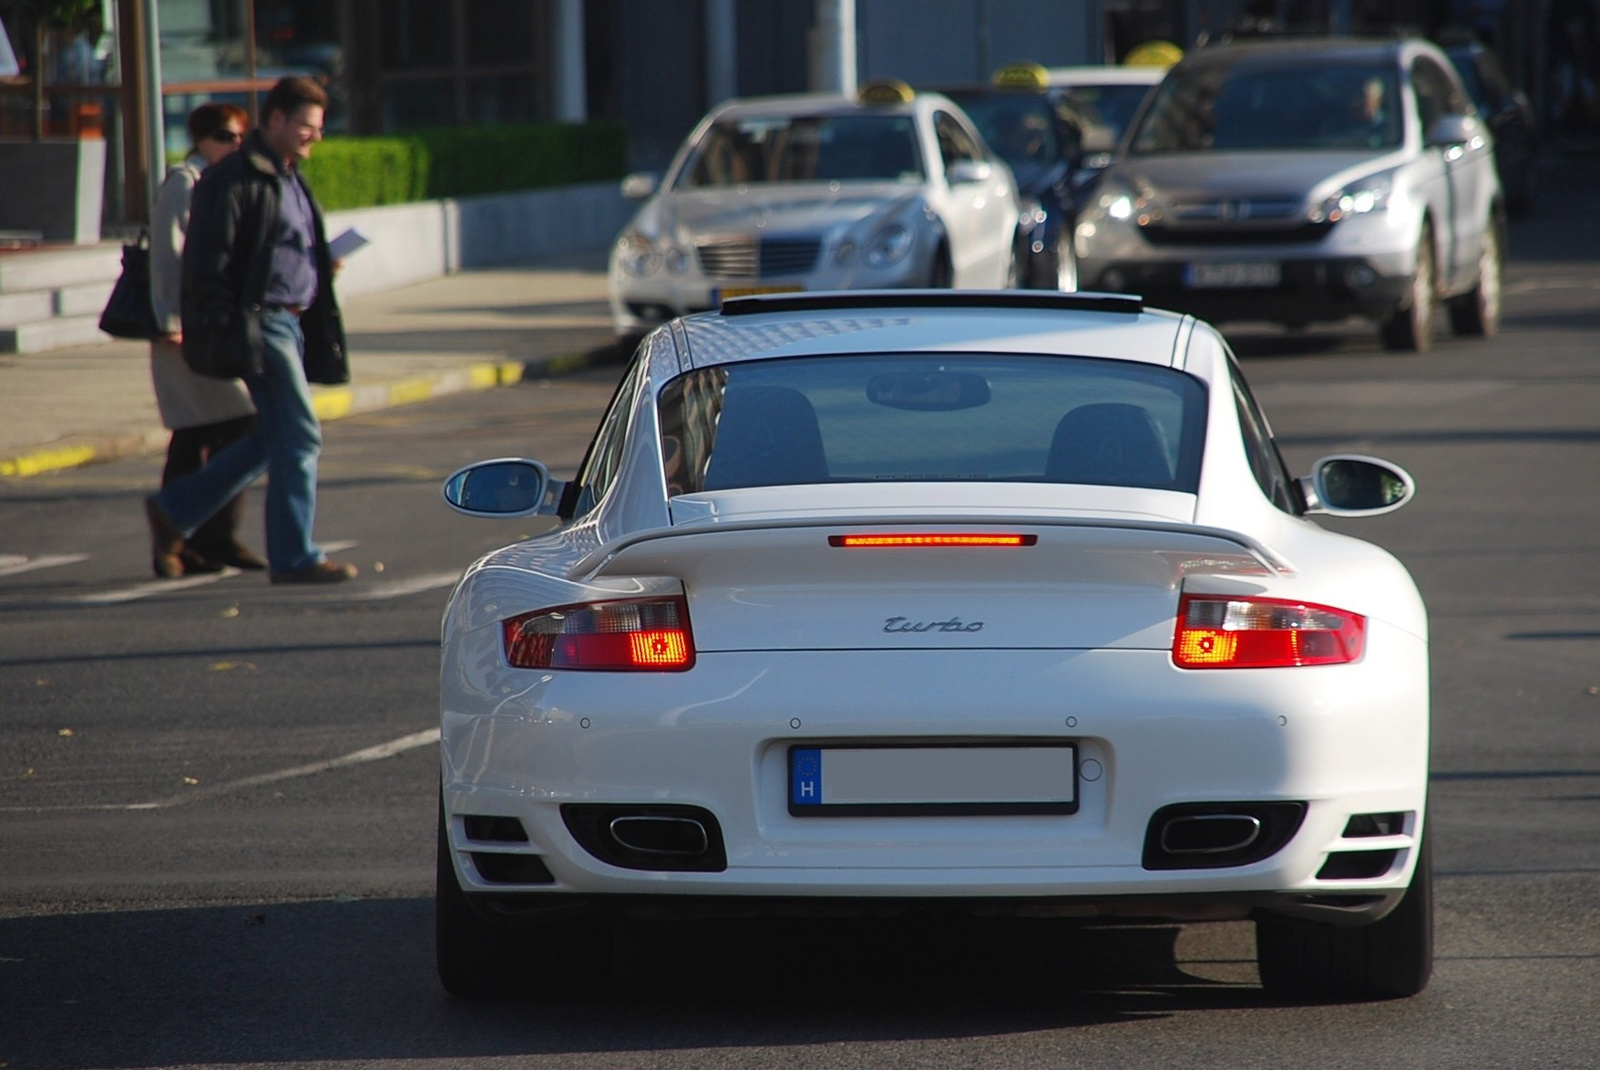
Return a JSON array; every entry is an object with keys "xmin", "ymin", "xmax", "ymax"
[{"xmin": 301, "ymin": 121, "xmax": 628, "ymax": 211}]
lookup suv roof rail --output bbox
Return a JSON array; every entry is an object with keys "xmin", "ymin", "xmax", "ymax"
[{"xmin": 719, "ymin": 290, "xmax": 1146, "ymax": 317}]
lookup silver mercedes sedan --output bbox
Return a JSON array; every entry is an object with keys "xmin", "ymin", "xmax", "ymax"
[{"xmin": 608, "ymin": 82, "xmax": 1024, "ymax": 339}]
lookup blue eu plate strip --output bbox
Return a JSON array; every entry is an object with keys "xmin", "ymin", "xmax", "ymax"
[{"xmin": 791, "ymin": 747, "xmax": 822, "ymax": 806}]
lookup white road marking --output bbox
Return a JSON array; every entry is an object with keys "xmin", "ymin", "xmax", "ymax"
[
  {"xmin": 346, "ymin": 570, "xmax": 459, "ymax": 600},
  {"xmin": 320, "ymin": 539, "xmax": 360, "ymax": 554},
  {"xmin": 1, "ymin": 728, "xmax": 441, "ymax": 813},
  {"xmin": 0, "ymin": 553, "xmax": 90, "ymax": 578},
  {"xmin": 55, "ymin": 569, "xmax": 238, "ymax": 605}
]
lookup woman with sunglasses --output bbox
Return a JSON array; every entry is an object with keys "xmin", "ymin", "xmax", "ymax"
[{"xmin": 146, "ymin": 102, "xmax": 265, "ymax": 575}]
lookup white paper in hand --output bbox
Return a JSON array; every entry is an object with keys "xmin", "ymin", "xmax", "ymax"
[{"xmin": 329, "ymin": 227, "xmax": 371, "ymax": 260}]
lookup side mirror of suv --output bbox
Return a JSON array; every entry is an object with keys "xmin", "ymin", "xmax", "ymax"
[{"xmin": 1424, "ymin": 113, "xmax": 1483, "ymax": 149}]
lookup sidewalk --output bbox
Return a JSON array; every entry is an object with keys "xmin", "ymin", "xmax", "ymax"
[{"xmin": 0, "ymin": 249, "xmax": 620, "ymax": 478}]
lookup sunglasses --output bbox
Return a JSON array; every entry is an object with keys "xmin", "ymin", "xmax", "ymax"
[{"xmin": 210, "ymin": 130, "xmax": 243, "ymax": 144}]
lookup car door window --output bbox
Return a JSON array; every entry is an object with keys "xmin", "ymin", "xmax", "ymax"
[
  {"xmin": 568, "ymin": 359, "xmax": 645, "ymax": 519},
  {"xmin": 1230, "ymin": 361, "xmax": 1300, "ymax": 514},
  {"xmin": 934, "ymin": 110, "xmax": 984, "ymax": 173},
  {"xmin": 1412, "ymin": 56, "xmax": 1469, "ymax": 131}
]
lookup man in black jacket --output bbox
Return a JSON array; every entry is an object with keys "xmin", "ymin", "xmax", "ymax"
[{"xmin": 145, "ymin": 76, "xmax": 357, "ymax": 584}]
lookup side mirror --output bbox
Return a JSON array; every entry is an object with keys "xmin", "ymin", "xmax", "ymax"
[
  {"xmin": 441, "ymin": 458, "xmax": 564, "ymax": 518},
  {"xmin": 1297, "ymin": 455, "xmax": 1415, "ymax": 517},
  {"xmin": 947, "ymin": 159, "xmax": 995, "ymax": 185},
  {"xmin": 620, "ymin": 172, "xmax": 660, "ymax": 200},
  {"xmin": 1424, "ymin": 113, "xmax": 1482, "ymax": 149}
]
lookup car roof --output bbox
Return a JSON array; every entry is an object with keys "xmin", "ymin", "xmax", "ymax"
[
  {"xmin": 707, "ymin": 91, "xmax": 954, "ymax": 122},
  {"xmin": 1178, "ymin": 35, "xmax": 1431, "ymax": 71},
  {"xmin": 1047, "ymin": 65, "xmax": 1167, "ymax": 86},
  {"xmin": 672, "ymin": 292, "xmax": 1192, "ymax": 369}
]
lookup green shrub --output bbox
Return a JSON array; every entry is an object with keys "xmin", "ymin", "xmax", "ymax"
[{"xmin": 300, "ymin": 122, "xmax": 627, "ymax": 210}]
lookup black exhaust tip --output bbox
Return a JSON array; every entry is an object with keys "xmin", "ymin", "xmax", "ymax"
[
  {"xmin": 562, "ymin": 803, "xmax": 727, "ymax": 872},
  {"xmin": 1143, "ymin": 802, "xmax": 1305, "ymax": 870}
]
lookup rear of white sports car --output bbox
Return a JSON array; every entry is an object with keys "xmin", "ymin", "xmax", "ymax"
[{"xmin": 436, "ymin": 298, "xmax": 1431, "ymax": 1002}]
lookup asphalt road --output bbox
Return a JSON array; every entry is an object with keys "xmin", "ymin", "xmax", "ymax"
[{"xmin": 2, "ymin": 161, "xmax": 1598, "ymax": 1067}]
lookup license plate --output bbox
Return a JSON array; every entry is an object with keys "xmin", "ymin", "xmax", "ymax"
[
  {"xmin": 1183, "ymin": 261, "xmax": 1282, "ymax": 288},
  {"xmin": 715, "ymin": 285, "xmax": 803, "ymax": 304},
  {"xmin": 788, "ymin": 744, "xmax": 1078, "ymax": 816}
]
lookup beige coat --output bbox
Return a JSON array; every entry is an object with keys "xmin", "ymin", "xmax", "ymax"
[{"xmin": 149, "ymin": 156, "xmax": 255, "ymax": 430}]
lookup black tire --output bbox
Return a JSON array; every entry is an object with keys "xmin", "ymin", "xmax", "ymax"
[
  {"xmin": 436, "ymin": 797, "xmax": 613, "ymax": 999},
  {"xmin": 928, "ymin": 245, "xmax": 954, "ymax": 288},
  {"xmin": 1380, "ymin": 226, "xmax": 1438, "ymax": 353},
  {"xmin": 1448, "ymin": 214, "xmax": 1504, "ymax": 338},
  {"xmin": 1256, "ymin": 832, "xmax": 1434, "ymax": 1002}
]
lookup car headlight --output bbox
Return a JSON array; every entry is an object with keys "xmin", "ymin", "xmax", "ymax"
[
  {"xmin": 616, "ymin": 232, "xmax": 661, "ymax": 277},
  {"xmin": 866, "ymin": 224, "xmax": 914, "ymax": 266},
  {"xmin": 1314, "ymin": 172, "xmax": 1396, "ymax": 222},
  {"xmin": 1092, "ymin": 178, "xmax": 1158, "ymax": 225},
  {"xmin": 662, "ymin": 243, "xmax": 691, "ymax": 275}
]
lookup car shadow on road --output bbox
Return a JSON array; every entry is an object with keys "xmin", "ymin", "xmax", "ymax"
[{"xmin": 0, "ymin": 898, "xmax": 1270, "ymax": 1067}]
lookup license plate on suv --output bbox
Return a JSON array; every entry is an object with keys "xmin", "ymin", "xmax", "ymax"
[{"xmin": 1183, "ymin": 261, "xmax": 1282, "ymax": 288}]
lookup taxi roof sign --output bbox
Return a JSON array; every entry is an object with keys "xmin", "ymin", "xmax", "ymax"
[
  {"xmin": 992, "ymin": 61, "xmax": 1049, "ymax": 90},
  {"xmin": 1124, "ymin": 40, "xmax": 1183, "ymax": 68},
  {"xmin": 858, "ymin": 78, "xmax": 915, "ymax": 105}
]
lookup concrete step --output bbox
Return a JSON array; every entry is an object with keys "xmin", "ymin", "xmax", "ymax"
[
  {"xmin": 0, "ymin": 244, "xmax": 124, "ymax": 294},
  {"xmin": 0, "ymin": 314, "xmax": 111, "ymax": 355},
  {"xmin": 0, "ymin": 289, "xmax": 56, "ymax": 326},
  {"xmin": 56, "ymin": 279, "xmax": 117, "ymax": 318}
]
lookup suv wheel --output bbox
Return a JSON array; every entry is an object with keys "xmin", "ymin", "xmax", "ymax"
[
  {"xmin": 1256, "ymin": 831, "xmax": 1434, "ymax": 1002},
  {"xmin": 1448, "ymin": 214, "xmax": 1504, "ymax": 338},
  {"xmin": 1381, "ymin": 226, "xmax": 1438, "ymax": 352},
  {"xmin": 436, "ymin": 796, "xmax": 614, "ymax": 998}
]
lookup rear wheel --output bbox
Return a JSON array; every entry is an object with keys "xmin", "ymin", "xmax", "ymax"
[
  {"xmin": 1448, "ymin": 214, "xmax": 1504, "ymax": 338},
  {"xmin": 1380, "ymin": 226, "xmax": 1438, "ymax": 352},
  {"xmin": 1256, "ymin": 832, "xmax": 1434, "ymax": 1002},
  {"xmin": 436, "ymin": 796, "xmax": 613, "ymax": 999}
]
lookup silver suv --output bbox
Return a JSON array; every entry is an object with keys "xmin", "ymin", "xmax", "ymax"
[{"xmin": 1074, "ymin": 37, "xmax": 1504, "ymax": 352}]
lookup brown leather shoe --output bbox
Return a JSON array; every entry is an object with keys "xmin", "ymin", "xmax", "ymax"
[
  {"xmin": 145, "ymin": 496, "xmax": 184, "ymax": 578},
  {"xmin": 179, "ymin": 548, "xmax": 228, "ymax": 575},
  {"xmin": 188, "ymin": 542, "xmax": 268, "ymax": 570},
  {"xmin": 269, "ymin": 559, "xmax": 358, "ymax": 585}
]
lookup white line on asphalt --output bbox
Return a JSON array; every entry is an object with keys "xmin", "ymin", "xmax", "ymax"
[
  {"xmin": 345, "ymin": 570, "xmax": 459, "ymax": 600},
  {"xmin": 0, "ymin": 728, "xmax": 441, "ymax": 813},
  {"xmin": 0, "ymin": 553, "xmax": 90, "ymax": 578},
  {"xmin": 54, "ymin": 569, "xmax": 239, "ymax": 605}
]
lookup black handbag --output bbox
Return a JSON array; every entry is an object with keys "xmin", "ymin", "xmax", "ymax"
[{"xmin": 98, "ymin": 232, "xmax": 164, "ymax": 341}]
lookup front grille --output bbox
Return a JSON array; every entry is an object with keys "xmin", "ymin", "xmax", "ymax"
[
  {"xmin": 1141, "ymin": 221, "xmax": 1336, "ymax": 246},
  {"xmin": 697, "ymin": 237, "xmax": 823, "ymax": 279},
  {"xmin": 760, "ymin": 239, "xmax": 822, "ymax": 276}
]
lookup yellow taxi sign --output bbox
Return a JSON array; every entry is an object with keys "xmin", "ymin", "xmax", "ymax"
[
  {"xmin": 858, "ymin": 78, "xmax": 914, "ymax": 105},
  {"xmin": 1124, "ymin": 40, "xmax": 1183, "ymax": 69},
  {"xmin": 992, "ymin": 61, "xmax": 1049, "ymax": 90}
]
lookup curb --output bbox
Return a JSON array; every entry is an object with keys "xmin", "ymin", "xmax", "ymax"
[{"xmin": 0, "ymin": 345, "xmax": 619, "ymax": 479}]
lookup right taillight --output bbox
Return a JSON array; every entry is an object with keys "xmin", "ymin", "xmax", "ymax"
[
  {"xmin": 1172, "ymin": 594, "xmax": 1365, "ymax": 669},
  {"xmin": 503, "ymin": 596, "xmax": 695, "ymax": 671}
]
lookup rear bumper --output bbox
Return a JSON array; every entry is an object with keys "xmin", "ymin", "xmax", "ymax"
[{"xmin": 441, "ymin": 637, "xmax": 1429, "ymax": 917}]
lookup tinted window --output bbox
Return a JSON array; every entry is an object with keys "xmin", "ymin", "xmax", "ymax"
[
  {"xmin": 946, "ymin": 94, "xmax": 1061, "ymax": 170},
  {"xmin": 569, "ymin": 360, "xmax": 644, "ymax": 518},
  {"xmin": 679, "ymin": 114, "xmax": 924, "ymax": 187},
  {"xmin": 657, "ymin": 354, "xmax": 1207, "ymax": 495},
  {"xmin": 1412, "ymin": 56, "xmax": 1468, "ymax": 130},
  {"xmin": 1058, "ymin": 83, "xmax": 1156, "ymax": 145},
  {"xmin": 933, "ymin": 111, "xmax": 985, "ymax": 170},
  {"xmin": 1132, "ymin": 61, "xmax": 1402, "ymax": 153},
  {"xmin": 1229, "ymin": 362, "xmax": 1300, "ymax": 513}
]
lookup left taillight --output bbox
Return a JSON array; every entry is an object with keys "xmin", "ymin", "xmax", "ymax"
[
  {"xmin": 1172, "ymin": 594, "xmax": 1365, "ymax": 669},
  {"xmin": 503, "ymin": 596, "xmax": 695, "ymax": 671}
]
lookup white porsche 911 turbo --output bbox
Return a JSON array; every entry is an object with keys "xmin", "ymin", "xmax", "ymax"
[{"xmin": 437, "ymin": 290, "xmax": 1431, "ymax": 1003}]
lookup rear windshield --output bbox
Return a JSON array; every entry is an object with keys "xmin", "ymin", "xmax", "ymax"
[
  {"xmin": 658, "ymin": 354, "xmax": 1207, "ymax": 495},
  {"xmin": 1131, "ymin": 62, "xmax": 1402, "ymax": 153}
]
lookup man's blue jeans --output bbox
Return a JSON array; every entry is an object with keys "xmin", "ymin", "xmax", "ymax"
[{"xmin": 153, "ymin": 310, "xmax": 324, "ymax": 575}]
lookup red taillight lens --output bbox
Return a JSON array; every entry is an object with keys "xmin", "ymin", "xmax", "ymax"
[
  {"xmin": 1172, "ymin": 594, "xmax": 1365, "ymax": 669},
  {"xmin": 503, "ymin": 596, "xmax": 695, "ymax": 671},
  {"xmin": 829, "ymin": 533, "xmax": 1038, "ymax": 548}
]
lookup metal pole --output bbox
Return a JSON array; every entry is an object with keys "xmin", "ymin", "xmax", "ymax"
[
  {"xmin": 553, "ymin": 0, "xmax": 588, "ymax": 122},
  {"xmin": 810, "ymin": 0, "xmax": 855, "ymax": 96},
  {"xmin": 704, "ymin": 0, "xmax": 736, "ymax": 109},
  {"xmin": 245, "ymin": 0, "xmax": 258, "ymax": 127},
  {"xmin": 142, "ymin": 0, "xmax": 165, "ymax": 214}
]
